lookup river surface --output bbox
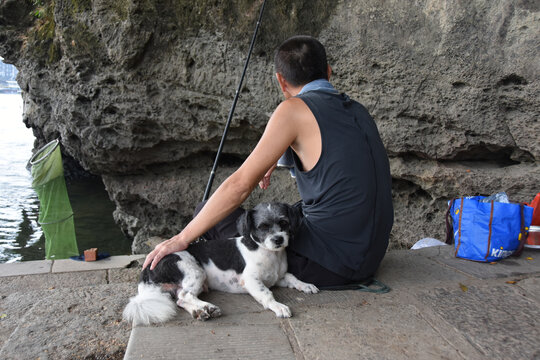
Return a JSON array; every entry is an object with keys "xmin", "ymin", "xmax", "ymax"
[{"xmin": 0, "ymin": 93, "xmax": 131, "ymax": 262}]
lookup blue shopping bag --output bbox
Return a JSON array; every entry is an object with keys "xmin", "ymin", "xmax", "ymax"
[{"xmin": 445, "ymin": 196, "xmax": 533, "ymax": 262}]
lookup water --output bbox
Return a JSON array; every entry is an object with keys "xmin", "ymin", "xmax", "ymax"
[
  {"xmin": 0, "ymin": 94, "xmax": 42, "ymax": 262},
  {"xmin": 0, "ymin": 93, "xmax": 132, "ymax": 262}
]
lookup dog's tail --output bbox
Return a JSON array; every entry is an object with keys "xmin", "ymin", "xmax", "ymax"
[{"xmin": 123, "ymin": 282, "xmax": 177, "ymax": 326}]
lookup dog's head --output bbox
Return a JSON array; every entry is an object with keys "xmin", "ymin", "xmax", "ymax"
[{"xmin": 237, "ymin": 203, "xmax": 302, "ymax": 251}]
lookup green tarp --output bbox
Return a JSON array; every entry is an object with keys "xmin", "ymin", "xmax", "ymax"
[{"xmin": 30, "ymin": 139, "xmax": 78, "ymax": 259}]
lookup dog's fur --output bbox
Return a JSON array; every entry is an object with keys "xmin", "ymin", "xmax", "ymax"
[{"xmin": 123, "ymin": 203, "xmax": 319, "ymax": 325}]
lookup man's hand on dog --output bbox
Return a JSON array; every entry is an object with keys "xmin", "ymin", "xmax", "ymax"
[{"xmin": 143, "ymin": 235, "xmax": 190, "ymax": 270}]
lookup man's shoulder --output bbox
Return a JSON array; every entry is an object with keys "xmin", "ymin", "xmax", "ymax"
[
  {"xmin": 280, "ymin": 96, "xmax": 307, "ymax": 109},
  {"xmin": 275, "ymin": 97, "xmax": 312, "ymax": 119}
]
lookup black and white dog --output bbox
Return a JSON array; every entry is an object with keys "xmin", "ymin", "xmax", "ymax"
[{"xmin": 123, "ymin": 203, "xmax": 319, "ymax": 325}]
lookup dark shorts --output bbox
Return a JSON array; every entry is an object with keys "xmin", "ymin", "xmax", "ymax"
[{"xmin": 193, "ymin": 202, "xmax": 354, "ymax": 287}]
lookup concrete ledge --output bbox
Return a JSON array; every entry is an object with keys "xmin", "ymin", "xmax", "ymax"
[
  {"xmin": 377, "ymin": 247, "xmax": 472, "ymax": 290},
  {"xmin": 2, "ymin": 248, "xmax": 539, "ymax": 359},
  {"xmin": 0, "ymin": 260, "xmax": 52, "ymax": 277},
  {"xmin": 287, "ymin": 302, "xmax": 472, "ymax": 360},
  {"xmin": 415, "ymin": 246, "xmax": 540, "ymax": 279},
  {"xmin": 417, "ymin": 282, "xmax": 540, "ymax": 358},
  {"xmin": 0, "ymin": 271, "xmax": 108, "ymax": 293},
  {"xmin": 51, "ymin": 255, "xmax": 145, "ymax": 273},
  {"xmin": 0, "ymin": 255, "xmax": 145, "ymax": 277},
  {"xmin": 124, "ymin": 323, "xmax": 295, "ymax": 360}
]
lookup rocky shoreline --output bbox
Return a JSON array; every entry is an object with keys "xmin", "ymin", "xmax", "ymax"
[{"xmin": 0, "ymin": 0, "xmax": 538, "ymax": 252}]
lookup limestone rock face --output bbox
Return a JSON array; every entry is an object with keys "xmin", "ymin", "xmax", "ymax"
[{"xmin": 1, "ymin": 0, "xmax": 538, "ymax": 251}]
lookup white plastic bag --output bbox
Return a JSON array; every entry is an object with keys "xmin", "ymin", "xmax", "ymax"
[{"xmin": 411, "ymin": 238, "xmax": 448, "ymax": 250}]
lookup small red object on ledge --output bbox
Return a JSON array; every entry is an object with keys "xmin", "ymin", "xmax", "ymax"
[{"xmin": 84, "ymin": 248, "xmax": 98, "ymax": 262}]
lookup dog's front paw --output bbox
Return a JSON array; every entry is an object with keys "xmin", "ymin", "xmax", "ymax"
[
  {"xmin": 297, "ymin": 282, "xmax": 319, "ymax": 294},
  {"xmin": 268, "ymin": 301, "xmax": 292, "ymax": 318}
]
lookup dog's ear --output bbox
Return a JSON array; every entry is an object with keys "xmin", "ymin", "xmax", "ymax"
[
  {"xmin": 236, "ymin": 209, "xmax": 253, "ymax": 238},
  {"xmin": 286, "ymin": 203, "xmax": 302, "ymax": 235},
  {"xmin": 237, "ymin": 209, "xmax": 260, "ymax": 250}
]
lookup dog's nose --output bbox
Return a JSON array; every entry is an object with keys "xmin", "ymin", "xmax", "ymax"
[{"xmin": 273, "ymin": 236, "xmax": 284, "ymax": 246}]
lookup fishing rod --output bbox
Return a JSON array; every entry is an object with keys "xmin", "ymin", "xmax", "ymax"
[{"xmin": 202, "ymin": 0, "xmax": 267, "ymax": 201}]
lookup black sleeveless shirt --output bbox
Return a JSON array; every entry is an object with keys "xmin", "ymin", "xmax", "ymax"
[{"xmin": 289, "ymin": 90, "xmax": 393, "ymax": 280}]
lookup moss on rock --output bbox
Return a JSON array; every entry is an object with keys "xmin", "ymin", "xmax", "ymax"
[
  {"xmin": 67, "ymin": 0, "xmax": 92, "ymax": 14},
  {"xmin": 111, "ymin": 0, "xmax": 129, "ymax": 21},
  {"xmin": 28, "ymin": 0, "xmax": 60, "ymax": 64}
]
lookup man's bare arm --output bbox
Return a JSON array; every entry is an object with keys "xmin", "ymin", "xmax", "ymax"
[{"xmin": 143, "ymin": 99, "xmax": 304, "ymax": 270}]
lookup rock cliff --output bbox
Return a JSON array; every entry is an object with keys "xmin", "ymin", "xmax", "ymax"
[{"xmin": 1, "ymin": 0, "xmax": 538, "ymax": 252}]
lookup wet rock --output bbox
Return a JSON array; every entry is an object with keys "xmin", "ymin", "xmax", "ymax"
[{"xmin": 0, "ymin": 0, "xmax": 538, "ymax": 249}]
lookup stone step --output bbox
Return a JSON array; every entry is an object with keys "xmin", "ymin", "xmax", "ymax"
[
  {"xmin": 0, "ymin": 254, "xmax": 145, "ymax": 277},
  {"xmin": 123, "ymin": 247, "xmax": 540, "ymax": 360}
]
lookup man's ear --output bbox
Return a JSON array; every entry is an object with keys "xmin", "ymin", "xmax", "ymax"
[
  {"xmin": 276, "ymin": 72, "xmax": 293, "ymax": 99},
  {"xmin": 236, "ymin": 209, "xmax": 253, "ymax": 238},
  {"xmin": 327, "ymin": 64, "xmax": 332, "ymax": 80}
]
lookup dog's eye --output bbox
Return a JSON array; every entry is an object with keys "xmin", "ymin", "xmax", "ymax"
[
  {"xmin": 258, "ymin": 223, "xmax": 270, "ymax": 231},
  {"xmin": 279, "ymin": 220, "xmax": 289, "ymax": 228}
]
